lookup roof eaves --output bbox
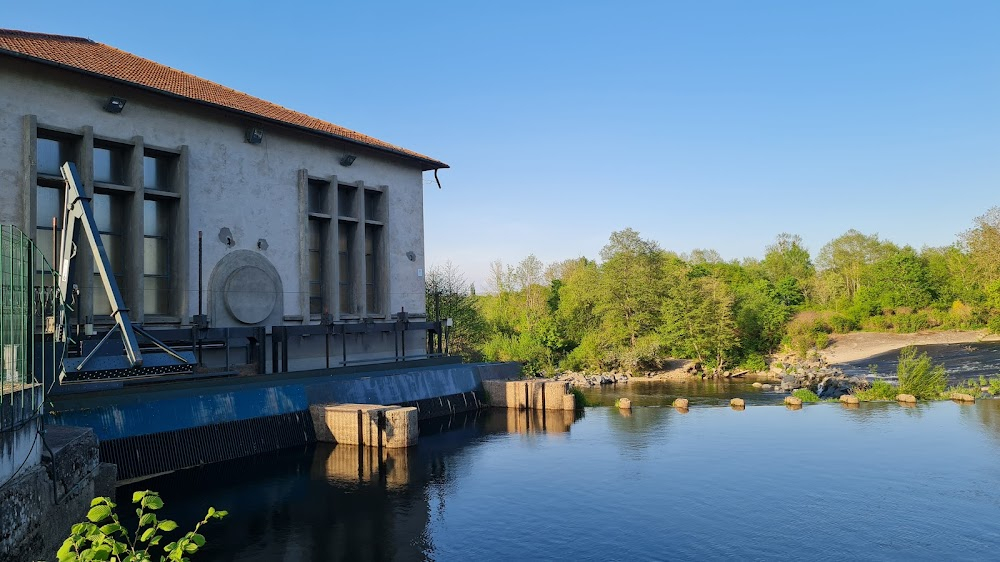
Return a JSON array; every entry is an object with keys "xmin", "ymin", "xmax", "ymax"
[{"xmin": 0, "ymin": 47, "xmax": 449, "ymax": 171}]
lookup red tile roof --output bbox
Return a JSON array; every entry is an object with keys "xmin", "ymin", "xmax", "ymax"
[{"xmin": 0, "ymin": 29, "xmax": 447, "ymax": 170}]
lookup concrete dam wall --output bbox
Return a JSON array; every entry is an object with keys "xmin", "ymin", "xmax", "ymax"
[{"xmin": 47, "ymin": 360, "xmax": 520, "ymax": 480}]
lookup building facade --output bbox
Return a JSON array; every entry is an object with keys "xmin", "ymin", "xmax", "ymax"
[{"xmin": 0, "ymin": 30, "xmax": 447, "ymax": 368}]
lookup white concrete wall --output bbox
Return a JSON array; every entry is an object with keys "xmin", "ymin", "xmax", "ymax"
[{"xmin": 0, "ymin": 58, "xmax": 428, "ymax": 327}]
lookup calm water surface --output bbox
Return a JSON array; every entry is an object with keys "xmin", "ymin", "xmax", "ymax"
[{"xmin": 121, "ymin": 398, "xmax": 1000, "ymax": 561}]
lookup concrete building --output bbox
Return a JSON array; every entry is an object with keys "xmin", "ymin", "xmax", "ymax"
[{"xmin": 0, "ymin": 29, "xmax": 448, "ymax": 369}]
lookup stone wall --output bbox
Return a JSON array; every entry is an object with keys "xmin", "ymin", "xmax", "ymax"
[{"xmin": 0, "ymin": 425, "xmax": 116, "ymax": 561}]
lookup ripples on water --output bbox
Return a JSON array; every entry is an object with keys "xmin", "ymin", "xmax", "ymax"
[
  {"xmin": 838, "ymin": 341, "xmax": 1000, "ymax": 381},
  {"xmin": 120, "ymin": 397, "xmax": 1000, "ymax": 561}
]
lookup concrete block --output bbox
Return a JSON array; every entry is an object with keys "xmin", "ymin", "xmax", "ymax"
[
  {"xmin": 483, "ymin": 380, "xmax": 575, "ymax": 411},
  {"xmin": 562, "ymin": 393, "xmax": 576, "ymax": 411},
  {"xmin": 309, "ymin": 403, "xmax": 417, "ymax": 448}
]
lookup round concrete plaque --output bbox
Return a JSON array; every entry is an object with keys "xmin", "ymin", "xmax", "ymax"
[{"xmin": 224, "ymin": 266, "xmax": 277, "ymax": 324}]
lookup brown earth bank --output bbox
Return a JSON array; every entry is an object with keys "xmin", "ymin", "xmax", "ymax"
[{"xmin": 819, "ymin": 330, "xmax": 1000, "ymax": 365}]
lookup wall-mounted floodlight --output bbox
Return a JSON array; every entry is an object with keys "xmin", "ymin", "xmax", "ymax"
[
  {"xmin": 103, "ymin": 96, "xmax": 127, "ymax": 113},
  {"xmin": 245, "ymin": 127, "xmax": 264, "ymax": 145},
  {"xmin": 339, "ymin": 154, "xmax": 357, "ymax": 167}
]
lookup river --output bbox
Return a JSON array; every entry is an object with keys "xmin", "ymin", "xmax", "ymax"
[{"xmin": 119, "ymin": 396, "xmax": 1000, "ymax": 560}]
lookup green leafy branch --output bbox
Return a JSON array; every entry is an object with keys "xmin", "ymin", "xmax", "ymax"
[{"xmin": 56, "ymin": 490, "xmax": 227, "ymax": 562}]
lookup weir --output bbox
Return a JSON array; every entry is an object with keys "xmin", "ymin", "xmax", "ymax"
[{"xmin": 47, "ymin": 359, "xmax": 519, "ymax": 480}]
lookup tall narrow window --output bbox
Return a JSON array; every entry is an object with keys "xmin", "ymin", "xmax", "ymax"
[
  {"xmin": 338, "ymin": 222, "xmax": 353, "ymax": 315},
  {"xmin": 143, "ymin": 150, "xmax": 179, "ymax": 316},
  {"xmin": 35, "ymin": 132, "xmax": 78, "ymax": 287},
  {"xmin": 307, "ymin": 220, "xmax": 326, "ymax": 315},
  {"xmin": 91, "ymin": 192, "xmax": 128, "ymax": 316},
  {"xmin": 363, "ymin": 189, "xmax": 384, "ymax": 316},
  {"xmin": 305, "ymin": 178, "xmax": 331, "ymax": 317},
  {"xmin": 365, "ymin": 225, "xmax": 382, "ymax": 314},
  {"xmin": 143, "ymin": 200, "xmax": 171, "ymax": 314}
]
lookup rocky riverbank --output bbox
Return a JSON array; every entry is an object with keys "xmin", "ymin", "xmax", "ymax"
[{"xmin": 551, "ymin": 356, "xmax": 865, "ymax": 399}]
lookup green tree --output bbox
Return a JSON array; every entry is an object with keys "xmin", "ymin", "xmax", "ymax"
[
  {"xmin": 425, "ymin": 261, "xmax": 485, "ymax": 360},
  {"xmin": 816, "ymin": 229, "xmax": 896, "ymax": 304},
  {"xmin": 853, "ymin": 247, "xmax": 934, "ymax": 316},
  {"xmin": 593, "ymin": 229, "xmax": 665, "ymax": 369},
  {"xmin": 660, "ymin": 268, "xmax": 740, "ymax": 371}
]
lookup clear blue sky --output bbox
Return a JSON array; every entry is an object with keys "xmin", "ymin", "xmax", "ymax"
[{"xmin": 9, "ymin": 1, "xmax": 1000, "ymax": 289}]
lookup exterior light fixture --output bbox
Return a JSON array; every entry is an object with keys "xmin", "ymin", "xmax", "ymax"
[
  {"xmin": 339, "ymin": 154, "xmax": 357, "ymax": 167},
  {"xmin": 245, "ymin": 127, "xmax": 264, "ymax": 145},
  {"xmin": 103, "ymin": 96, "xmax": 127, "ymax": 113}
]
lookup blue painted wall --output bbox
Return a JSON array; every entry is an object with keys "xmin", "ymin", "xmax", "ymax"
[{"xmin": 48, "ymin": 362, "xmax": 519, "ymax": 442}]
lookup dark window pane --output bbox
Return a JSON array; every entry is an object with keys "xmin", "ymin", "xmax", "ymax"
[
  {"xmin": 309, "ymin": 251, "xmax": 322, "ymax": 282},
  {"xmin": 309, "ymin": 296, "xmax": 323, "ymax": 316},
  {"xmin": 144, "ymin": 238, "xmax": 168, "ymax": 275},
  {"xmin": 144, "ymin": 277, "xmax": 169, "ymax": 315},
  {"xmin": 337, "ymin": 186, "xmax": 355, "ymax": 218},
  {"xmin": 143, "ymin": 156, "xmax": 159, "ymax": 189},
  {"xmin": 143, "ymin": 200, "xmax": 170, "ymax": 237},
  {"xmin": 36, "ymin": 186, "xmax": 63, "ymax": 228},
  {"xmin": 35, "ymin": 230, "xmax": 55, "ymax": 265},
  {"xmin": 98, "ymin": 234, "xmax": 123, "ymax": 271},
  {"xmin": 365, "ymin": 191, "xmax": 382, "ymax": 221},
  {"xmin": 37, "ymin": 138, "xmax": 62, "ymax": 175},
  {"xmin": 308, "ymin": 180, "xmax": 327, "ymax": 213},
  {"xmin": 339, "ymin": 284, "xmax": 350, "ymax": 315},
  {"xmin": 308, "ymin": 220, "xmax": 324, "ymax": 249},
  {"xmin": 94, "ymin": 146, "xmax": 126, "ymax": 184}
]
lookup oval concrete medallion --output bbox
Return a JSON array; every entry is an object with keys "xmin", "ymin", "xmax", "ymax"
[{"xmin": 224, "ymin": 266, "xmax": 277, "ymax": 324}]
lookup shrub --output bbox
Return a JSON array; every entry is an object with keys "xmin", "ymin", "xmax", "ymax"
[
  {"xmin": 988, "ymin": 315, "xmax": 1000, "ymax": 335},
  {"xmin": 990, "ymin": 377, "xmax": 1000, "ymax": 396},
  {"xmin": 815, "ymin": 332, "xmax": 830, "ymax": 350},
  {"xmin": 829, "ymin": 315, "xmax": 856, "ymax": 334},
  {"xmin": 569, "ymin": 387, "xmax": 591, "ymax": 408},
  {"xmin": 740, "ymin": 353, "xmax": 767, "ymax": 373},
  {"xmin": 896, "ymin": 346, "xmax": 947, "ymax": 399},
  {"xmin": 854, "ymin": 379, "xmax": 897, "ymax": 401},
  {"xmin": 58, "ymin": 491, "xmax": 226, "ymax": 562},
  {"xmin": 862, "ymin": 315, "xmax": 892, "ymax": 332},
  {"xmin": 893, "ymin": 313, "xmax": 929, "ymax": 334},
  {"xmin": 792, "ymin": 388, "xmax": 820, "ymax": 402}
]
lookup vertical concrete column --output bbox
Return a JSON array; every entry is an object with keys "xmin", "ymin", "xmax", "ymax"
[
  {"xmin": 20, "ymin": 115, "xmax": 36, "ymax": 233},
  {"xmin": 296, "ymin": 169, "xmax": 309, "ymax": 320},
  {"xmin": 174, "ymin": 146, "xmax": 190, "ymax": 322},
  {"xmin": 127, "ymin": 136, "xmax": 145, "ymax": 323},
  {"xmin": 78, "ymin": 126, "xmax": 95, "ymax": 324},
  {"xmin": 351, "ymin": 181, "xmax": 365, "ymax": 317},
  {"xmin": 323, "ymin": 175, "xmax": 337, "ymax": 319}
]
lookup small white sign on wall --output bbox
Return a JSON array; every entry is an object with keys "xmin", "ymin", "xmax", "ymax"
[{"xmin": 417, "ymin": 269, "xmax": 424, "ymax": 278}]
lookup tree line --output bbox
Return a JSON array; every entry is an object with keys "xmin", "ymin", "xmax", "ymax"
[{"xmin": 426, "ymin": 207, "xmax": 1000, "ymax": 375}]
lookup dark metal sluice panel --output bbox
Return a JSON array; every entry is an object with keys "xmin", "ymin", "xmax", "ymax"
[{"xmin": 101, "ymin": 411, "xmax": 315, "ymax": 481}]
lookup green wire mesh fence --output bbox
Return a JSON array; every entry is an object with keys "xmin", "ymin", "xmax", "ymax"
[{"xmin": 1, "ymin": 225, "xmax": 62, "ymax": 432}]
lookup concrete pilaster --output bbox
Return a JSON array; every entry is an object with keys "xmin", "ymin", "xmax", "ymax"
[{"xmin": 127, "ymin": 136, "xmax": 144, "ymax": 322}]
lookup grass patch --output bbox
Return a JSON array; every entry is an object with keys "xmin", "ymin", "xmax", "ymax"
[
  {"xmin": 945, "ymin": 374, "xmax": 1000, "ymax": 398},
  {"xmin": 570, "ymin": 387, "xmax": 594, "ymax": 408},
  {"xmin": 854, "ymin": 379, "xmax": 897, "ymax": 401},
  {"xmin": 792, "ymin": 388, "xmax": 821, "ymax": 403}
]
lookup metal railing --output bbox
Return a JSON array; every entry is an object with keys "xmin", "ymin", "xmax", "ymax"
[{"xmin": 1, "ymin": 226, "xmax": 61, "ymax": 432}]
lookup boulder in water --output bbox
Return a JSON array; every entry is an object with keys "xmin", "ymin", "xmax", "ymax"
[
  {"xmin": 896, "ymin": 394, "xmax": 917, "ymax": 404},
  {"xmin": 672, "ymin": 398, "xmax": 689, "ymax": 409}
]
